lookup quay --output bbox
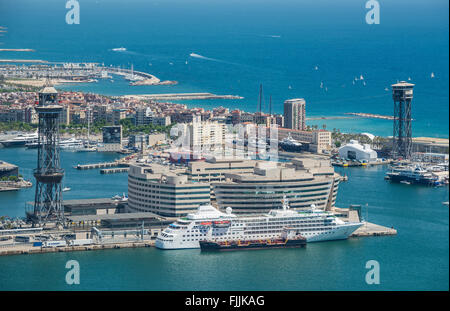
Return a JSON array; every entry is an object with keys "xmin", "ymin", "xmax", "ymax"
[
  {"xmin": 75, "ymin": 161, "xmax": 129, "ymax": 170},
  {"xmin": 100, "ymin": 167, "xmax": 129, "ymax": 174},
  {"xmin": 346, "ymin": 112, "xmax": 396, "ymax": 120},
  {"xmin": 0, "ymin": 186, "xmax": 19, "ymax": 192},
  {"xmin": 0, "ymin": 240, "xmax": 155, "ymax": 257},
  {"xmin": 331, "ymin": 159, "xmax": 392, "ymax": 167},
  {"xmin": 0, "ymin": 221, "xmax": 397, "ymax": 257},
  {"xmin": 352, "ymin": 222, "xmax": 397, "ymax": 237}
]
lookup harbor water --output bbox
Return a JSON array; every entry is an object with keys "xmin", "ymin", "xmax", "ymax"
[
  {"xmin": 0, "ymin": 148, "xmax": 448, "ymax": 290},
  {"xmin": 0, "ymin": 0, "xmax": 448, "ymax": 137}
]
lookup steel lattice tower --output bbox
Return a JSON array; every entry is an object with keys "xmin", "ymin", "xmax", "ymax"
[
  {"xmin": 392, "ymin": 81, "xmax": 414, "ymax": 160},
  {"xmin": 32, "ymin": 84, "xmax": 65, "ymax": 227}
]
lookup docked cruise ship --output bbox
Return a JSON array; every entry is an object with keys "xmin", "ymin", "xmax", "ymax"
[{"xmin": 155, "ymin": 198, "xmax": 363, "ymax": 249}]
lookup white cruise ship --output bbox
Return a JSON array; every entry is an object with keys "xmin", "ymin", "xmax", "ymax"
[{"xmin": 155, "ymin": 198, "xmax": 363, "ymax": 249}]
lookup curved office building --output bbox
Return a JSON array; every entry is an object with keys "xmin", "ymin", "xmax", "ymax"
[
  {"xmin": 128, "ymin": 163, "xmax": 211, "ymax": 217},
  {"xmin": 212, "ymin": 159, "xmax": 339, "ymax": 214}
]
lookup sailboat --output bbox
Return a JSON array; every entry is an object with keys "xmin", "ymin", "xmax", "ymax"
[
  {"xmin": 431, "ymin": 72, "xmax": 435, "ymax": 78},
  {"xmin": 77, "ymin": 106, "xmax": 96, "ymax": 152}
]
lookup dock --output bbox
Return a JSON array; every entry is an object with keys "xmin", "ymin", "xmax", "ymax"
[
  {"xmin": 75, "ymin": 161, "xmax": 124, "ymax": 170},
  {"xmin": 351, "ymin": 222, "xmax": 397, "ymax": 237},
  {"xmin": 100, "ymin": 167, "xmax": 129, "ymax": 174},
  {"xmin": 0, "ymin": 240, "xmax": 155, "ymax": 257},
  {"xmin": 0, "ymin": 186, "xmax": 19, "ymax": 192}
]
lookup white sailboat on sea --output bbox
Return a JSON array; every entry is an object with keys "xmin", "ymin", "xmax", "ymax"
[{"xmin": 431, "ymin": 72, "xmax": 435, "ymax": 78}]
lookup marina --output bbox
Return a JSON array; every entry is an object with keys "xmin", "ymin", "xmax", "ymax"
[{"xmin": 0, "ymin": 0, "xmax": 448, "ymax": 291}]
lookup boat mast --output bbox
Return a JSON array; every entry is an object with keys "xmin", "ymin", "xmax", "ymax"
[{"xmin": 87, "ymin": 105, "xmax": 91, "ymax": 147}]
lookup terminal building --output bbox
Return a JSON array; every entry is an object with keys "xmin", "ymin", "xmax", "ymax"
[
  {"xmin": 212, "ymin": 159, "xmax": 340, "ymax": 214},
  {"xmin": 127, "ymin": 163, "xmax": 211, "ymax": 217},
  {"xmin": 127, "ymin": 156, "xmax": 341, "ymax": 217},
  {"xmin": 338, "ymin": 140, "xmax": 378, "ymax": 161}
]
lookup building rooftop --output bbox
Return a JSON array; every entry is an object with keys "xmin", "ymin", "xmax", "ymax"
[
  {"xmin": 67, "ymin": 212, "xmax": 165, "ymax": 222},
  {"xmin": 392, "ymin": 81, "xmax": 415, "ymax": 87},
  {"xmin": 0, "ymin": 160, "xmax": 18, "ymax": 171},
  {"xmin": 39, "ymin": 86, "xmax": 58, "ymax": 94}
]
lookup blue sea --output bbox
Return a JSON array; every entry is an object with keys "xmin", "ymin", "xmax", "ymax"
[
  {"xmin": 0, "ymin": 0, "xmax": 448, "ymax": 137},
  {"xmin": 0, "ymin": 0, "xmax": 449, "ymax": 291},
  {"xmin": 0, "ymin": 148, "xmax": 448, "ymax": 290}
]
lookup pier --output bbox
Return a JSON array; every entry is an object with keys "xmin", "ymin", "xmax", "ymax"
[
  {"xmin": 0, "ymin": 240, "xmax": 155, "ymax": 257},
  {"xmin": 75, "ymin": 161, "xmax": 123, "ymax": 170},
  {"xmin": 352, "ymin": 222, "xmax": 397, "ymax": 237},
  {"xmin": 100, "ymin": 167, "xmax": 129, "ymax": 174}
]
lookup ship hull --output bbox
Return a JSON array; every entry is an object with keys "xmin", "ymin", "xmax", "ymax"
[
  {"xmin": 0, "ymin": 141, "xmax": 29, "ymax": 147},
  {"xmin": 387, "ymin": 174, "xmax": 437, "ymax": 186},
  {"xmin": 200, "ymin": 239, "xmax": 306, "ymax": 251},
  {"xmin": 156, "ymin": 223, "xmax": 362, "ymax": 249},
  {"xmin": 279, "ymin": 143, "xmax": 307, "ymax": 153}
]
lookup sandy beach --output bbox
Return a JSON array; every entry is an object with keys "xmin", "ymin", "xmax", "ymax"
[{"xmin": 5, "ymin": 78, "xmax": 93, "ymax": 88}]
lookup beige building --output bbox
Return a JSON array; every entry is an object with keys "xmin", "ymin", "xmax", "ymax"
[
  {"xmin": 174, "ymin": 115, "xmax": 226, "ymax": 153},
  {"xmin": 187, "ymin": 157, "xmax": 257, "ymax": 183},
  {"xmin": 212, "ymin": 158, "xmax": 339, "ymax": 214},
  {"xmin": 127, "ymin": 163, "xmax": 211, "ymax": 217},
  {"xmin": 278, "ymin": 128, "xmax": 331, "ymax": 153}
]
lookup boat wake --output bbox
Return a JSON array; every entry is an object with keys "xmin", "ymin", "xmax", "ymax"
[
  {"xmin": 189, "ymin": 53, "xmax": 223, "ymax": 62},
  {"xmin": 189, "ymin": 52, "xmax": 242, "ymax": 67},
  {"xmin": 111, "ymin": 47, "xmax": 127, "ymax": 52}
]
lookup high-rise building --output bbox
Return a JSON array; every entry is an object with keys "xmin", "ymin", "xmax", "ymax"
[
  {"xmin": 392, "ymin": 81, "xmax": 414, "ymax": 159},
  {"xmin": 284, "ymin": 98, "xmax": 306, "ymax": 130}
]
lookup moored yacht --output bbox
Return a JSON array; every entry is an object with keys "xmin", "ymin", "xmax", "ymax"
[
  {"xmin": 386, "ymin": 164, "xmax": 440, "ymax": 186},
  {"xmin": 279, "ymin": 134, "xmax": 303, "ymax": 152},
  {"xmin": 1, "ymin": 132, "xmax": 38, "ymax": 147}
]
